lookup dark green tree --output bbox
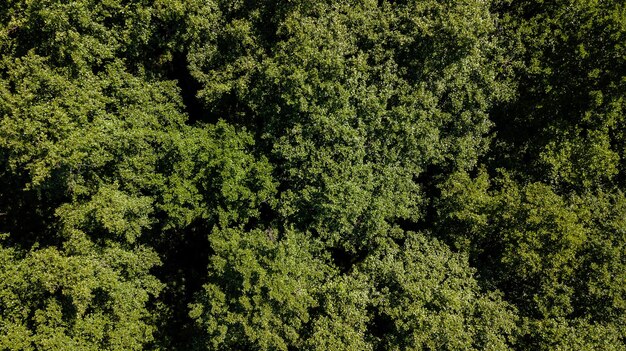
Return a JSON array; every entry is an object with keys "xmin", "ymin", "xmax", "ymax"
[
  {"xmin": 191, "ymin": 228, "xmax": 518, "ymax": 350},
  {"xmin": 1, "ymin": 0, "xmax": 625, "ymax": 349},
  {"xmin": 437, "ymin": 170, "xmax": 626, "ymax": 349},
  {"xmin": 185, "ymin": 0, "xmax": 513, "ymax": 253},
  {"xmin": 491, "ymin": 0, "xmax": 626, "ymax": 189}
]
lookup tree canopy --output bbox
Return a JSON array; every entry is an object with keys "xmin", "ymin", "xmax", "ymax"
[{"xmin": 0, "ymin": 0, "xmax": 625, "ymax": 350}]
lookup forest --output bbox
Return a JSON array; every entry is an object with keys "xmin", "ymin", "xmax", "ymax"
[{"xmin": 0, "ymin": 0, "xmax": 625, "ymax": 350}]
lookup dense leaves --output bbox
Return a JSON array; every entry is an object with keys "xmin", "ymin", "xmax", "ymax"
[
  {"xmin": 1, "ymin": 0, "xmax": 625, "ymax": 350},
  {"xmin": 186, "ymin": 0, "xmax": 510, "ymax": 252},
  {"xmin": 0, "ymin": 234, "xmax": 162, "ymax": 350}
]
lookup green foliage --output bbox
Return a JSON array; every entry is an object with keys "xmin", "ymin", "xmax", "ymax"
[
  {"xmin": 1, "ymin": 0, "xmax": 625, "ymax": 350},
  {"xmin": 0, "ymin": 9, "xmax": 275, "ymax": 348},
  {"xmin": 492, "ymin": 0, "xmax": 626, "ymax": 189},
  {"xmin": 302, "ymin": 273, "xmax": 372, "ymax": 351},
  {"xmin": 190, "ymin": 228, "xmax": 326, "ymax": 350},
  {"xmin": 437, "ymin": 171, "xmax": 626, "ymax": 349},
  {"xmin": 359, "ymin": 231, "xmax": 517, "ymax": 351},
  {"xmin": 191, "ymin": 228, "xmax": 518, "ymax": 351},
  {"xmin": 186, "ymin": 0, "xmax": 512, "ymax": 252},
  {"xmin": 0, "ymin": 234, "xmax": 161, "ymax": 350}
]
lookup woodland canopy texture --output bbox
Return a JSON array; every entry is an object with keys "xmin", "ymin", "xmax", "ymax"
[{"xmin": 1, "ymin": 0, "xmax": 625, "ymax": 350}]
